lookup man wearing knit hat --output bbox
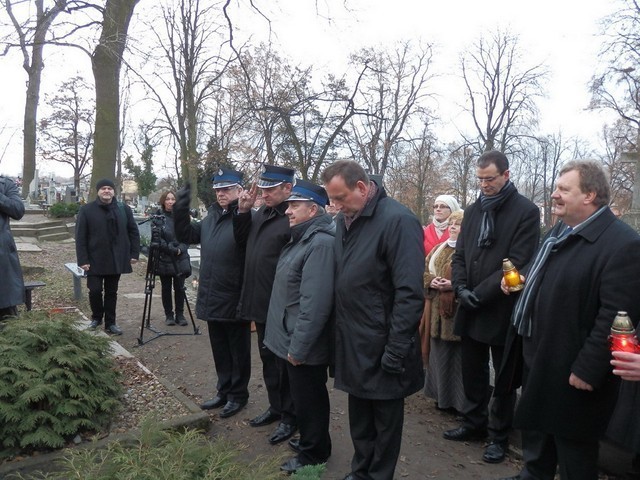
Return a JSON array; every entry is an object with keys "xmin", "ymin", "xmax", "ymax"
[{"xmin": 76, "ymin": 178, "xmax": 140, "ymax": 335}]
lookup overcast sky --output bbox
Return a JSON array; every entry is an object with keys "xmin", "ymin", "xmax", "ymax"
[{"xmin": 0, "ymin": 0, "xmax": 617, "ymax": 179}]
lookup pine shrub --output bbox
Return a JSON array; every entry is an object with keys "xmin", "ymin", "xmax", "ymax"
[
  {"xmin": 0, "ymin": 312, "xmax": 122, "ymax": 459},
  {"xmin": 48, "ymin": 202, "xmax": 80, "ymax": 218},
  {"xmin": 11, "ymin": 419, "xmax": 287, "ymax": 480}
]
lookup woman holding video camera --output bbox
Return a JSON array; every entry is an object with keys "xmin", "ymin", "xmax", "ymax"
[{"xmin": 156, "ymin": 190, "xmax": 191, "ymax": 326}]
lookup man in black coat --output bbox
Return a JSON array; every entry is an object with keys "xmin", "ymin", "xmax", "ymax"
[
  {"xmin": 497, "ymin": 160, "xmax": 640, "ymax": 480},
  {"xmin": 233, "ymin": 164, "xmax": 297, "ymax": 445},
  {"xmin": 322, "ymin": 160, "xmax": 425, "ymax": 480},
  {"xmin": 174, "ymin": 168, "xmax": 250, "ymax": 419},
  {"xmin": 446, "ymin": 151, "xmax": 540, "ymax": 464},
  {"xmin": 76, "ymin": 178, "xmax": 140, "ymax": 335}
]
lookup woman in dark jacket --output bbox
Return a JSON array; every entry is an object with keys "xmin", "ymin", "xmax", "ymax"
[{"xmin": 156, "ymin": 191, "xmax": 190, "ymax": 326}]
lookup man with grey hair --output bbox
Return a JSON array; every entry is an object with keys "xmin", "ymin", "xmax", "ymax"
[{"xmin": 497, "ymin": 160, "xmax": 640, "ymax": 480}]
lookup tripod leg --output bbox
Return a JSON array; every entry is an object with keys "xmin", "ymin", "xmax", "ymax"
[
  {"xmin": 180, "ymin": 281, "xmax": 199, "ymax": 334},
  {"xmin": 138, "ymin": 246, "xmax": 159, "ymax": 344}
]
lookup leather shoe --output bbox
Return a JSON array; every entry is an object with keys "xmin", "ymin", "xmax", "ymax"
[
  {"xmin": 288, "ymin": 437, "xmax": 301, "ymax": 453},
  {"xmin": 483, "ymin": 441, "xmax": 507, "ymax": 463},
  {"xmin": 104, "ymin": 324, "xmax": 123, "ymax": 335},
  {"xmin": 200, "ymin": 395, "xmax": 226, "ymax": 410},
  {"xmin": 219, "ymin": 400, "xmax": 246, "ymax": 418},
  {"xmin": 280, "ymin": 457, "xmax": 305, "ymax": 474},
  {"xmin": 269, "ymin": 422, "xmax": 298, "ymax": 445},
  {"xmin": 89, "ymin": 319, "xmax": 102, "ymax": 329},
  {"xmin": 443, "ymin": 425, "xmax": 486, "ymax": 442},
  {"xmin": 249, "ymin": 409, "xmax": 281, "ymax": 427}
]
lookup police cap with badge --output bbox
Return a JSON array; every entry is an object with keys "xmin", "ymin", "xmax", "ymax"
[
  {"xmin": 286, "ymin": 178, "xmax": 329, "ymax": 206},
  {"xmin": 212, "ymin": 168, "xmax": 243, "ymax": 189},
  {"xmin": 257, "ymin": 165, "xmax": 295, "ymax": 188}
]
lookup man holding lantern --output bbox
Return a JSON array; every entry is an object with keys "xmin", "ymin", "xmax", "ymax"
[{"xmin": 498, "ymin": 160, "xmax": 640, "ymax": 480}]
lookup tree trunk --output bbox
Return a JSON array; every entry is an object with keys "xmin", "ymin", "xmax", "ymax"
[
  {"xmin": 22, "ymin": 63, "xmax": 41, "ymax": 199},
  {"xmin": 90, "ymin": 0, "xmax": 139, "ymax": 192}
]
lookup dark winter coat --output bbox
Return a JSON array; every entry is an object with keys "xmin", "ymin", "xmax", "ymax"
[
  {"xmin": 75, "ymin": 198, "xmax": 140, "ymax": 276},
  {"xmin": 452, "ymin": 189, "xmax": 539, "ymax": 345},
  {"xmin": 0, "ymin": 176, "xmax": 25, "ymax": 309},
  {"xmin": 264, "ymin": 213, "xmax": 335, "ymax": 365},
  {"xmin": 174, "ymin": 200, "xmax": 245, "ymax": 322},
  {"xmin": 511, "ymin": 209, "xmax": 640, "ymax": 441},
  {"xmin": 333, "ymin": 186, "xmax": 425, "ymax": 400},
  {"xmin": 233, "ymin": 202, "xmax": 290, "ymax": 324},
  {"xmin": 153, "ymin": 209, "xmax": 191, "ymax": 278}
]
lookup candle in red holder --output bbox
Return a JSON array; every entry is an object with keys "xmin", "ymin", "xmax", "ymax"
[
  {"xmin": 609, "ymin": 311, "xmax": 640, "ymax": 353},
  {"xmin": 502, "ymin": 258, "xmax": 524, "ymax": 292}
]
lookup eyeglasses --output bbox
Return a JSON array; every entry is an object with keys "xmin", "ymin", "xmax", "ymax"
[
  {"xmin": 433, "ymin": 204, "xmax": 451, "ymax": 209},
  {"xmin": 476, "ymin": 174, "xmax": 501, "ymax": 184}
]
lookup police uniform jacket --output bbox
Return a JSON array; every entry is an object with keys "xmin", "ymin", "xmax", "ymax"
[
  {"xmin": 174, "ymin": 199, "xmax": 245, "ymax": 322},
  {"xmin": 75, "ymin": 199, "xmax": 140, "ymax": 276},
  {"xmin": 264, "ymin": 213, "xmax": 335, "ymax": 365},
  {"xmin": 233, "ymin": 202, "xmax": 290, "ymax": 324},
  {"xmin": 0, "ymin": 176, "xmax": 25, "ymax": 309},
  {"xmin": 333, "ymin": 185, "xmax": 425, "ymax": 400},
  {"xmin": 452, "ymin": 189, "xmax": 539, "ymax": 345},
  {"xmin": 512, "ymin": 209, "xmax": 640, "ymax": 440}
]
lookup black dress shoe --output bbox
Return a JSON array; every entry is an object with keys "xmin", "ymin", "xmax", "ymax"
[
  {"xmin": 443, "ymin": 425, "xmax": 487, "ymax": 441},
  {"xmin": 219, "ymin": 400, "xmax": 247, "ymax": 418},
  {"xmin": 483, "ymin": 441, "xmax": 507, "ymax": 463},
  {"xmin": 200, "ymin": 395, "xmax": 226, "ymax": 410},
  {"xmin": 288, "ymin": 437, "xmax": 301, "ymax": 453},
  {"xmin": 280, "ymin": 457, "xmax": 305, "ymax": 474},
  {"xmin": 249, "ymin": 409, "xmax": 281, "ymax": 427},
  {"xmin": 89, "ymin": 319, "xmax": 102, "ymax": 329},
  {"xmin": 105, "ymin": 324, "xmax": 123, "ymax": 335},
  {"xmin": 269, "ymin": 422, "xmax": 298, "ymax": 445}
]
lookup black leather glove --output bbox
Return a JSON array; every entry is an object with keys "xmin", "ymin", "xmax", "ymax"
[
  {"xmin": 175, "ymin": 182, "xmax": 191, "ymax": 214},
  {"xmin": 381, "ymin": 346, "xmax": 404, "ymax": 374},
  {"xmin": 456, "ymin": 286, "xmax": 481, "ymax": 311}
]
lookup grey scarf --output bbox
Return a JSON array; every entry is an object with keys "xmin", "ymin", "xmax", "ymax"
[{"xmin": 511, "ymin": 206, "xmax": 608, "ymax": 337}]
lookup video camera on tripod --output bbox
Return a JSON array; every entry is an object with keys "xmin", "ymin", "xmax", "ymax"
[
  {"xmin": 148, "ymin": 214, "xmax": 165, "ymax": 248},
  {"xmin": 136, "ymin": 212, "xmax": 200, "ymax": 345}
]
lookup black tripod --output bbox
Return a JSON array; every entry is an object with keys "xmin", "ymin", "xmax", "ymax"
[{"xmin": 136, "ymin": 220, "xmax": 200, "ymax": 346}]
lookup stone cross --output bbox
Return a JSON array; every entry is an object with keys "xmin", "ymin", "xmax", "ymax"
[{"xmin": 621, "ymin": 147, "xmax": 640, "ymax": 211}]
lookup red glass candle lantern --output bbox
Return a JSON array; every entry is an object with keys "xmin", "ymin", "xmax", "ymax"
[
  {"xmin": 609, "ymin": 311, "xmax": 640, "ymax": 353},
  {"xmin": 502, "ymin": 258, "xmax": 524, "ymax": 292}
]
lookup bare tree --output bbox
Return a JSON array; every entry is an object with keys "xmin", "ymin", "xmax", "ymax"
[
  {"xmin": 234, "ymin": 43, "xmax": 369, "ymax": 182},
  {"xmin": 460, "ymin": 30, "xmax": 547, "ymax": 154},
  {"xmin": 90, "ymin": 0, "xmax": 140, "ymax": 190},
  {"xmin": 2, "ymin": 0, "xmax": 71, "ymax": 198},
  {"xmin": 346, "ymin": 40, "xmax": 435, "ymax": 177},
  {"xmin": 442, "ymin": 142, "xmax": 477, "ymax": 208},
  {"xmin": 132, "ymin": 0, "xmax": 232, "ymax": 206},
  {"xmin": 590, "ymin": 0, "xmax": 640, "ymax": 130},
  {"xmin": 38, "ymin": 76, "xmax": 94, "ymax": 192},
  {"xmin": 384, "ymin": 116, "xmax": 443, "ymax": 223}
]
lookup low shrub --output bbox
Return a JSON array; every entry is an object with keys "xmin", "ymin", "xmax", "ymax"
[
  {"xmin": 10, "ymin": 419, "xmax": 288, "ymax": 480},
  {"xmin": 0, "ymin": 312, "xmax": 122, "ymax": 459},
  {"xmin": 48, "ymin": 202, "xmax": 80, "ymax": 218}
]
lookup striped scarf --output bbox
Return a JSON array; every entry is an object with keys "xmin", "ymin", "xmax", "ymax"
[{"xmin": 511, "ymin": 206, "xmax": 608, "ymax": 337}]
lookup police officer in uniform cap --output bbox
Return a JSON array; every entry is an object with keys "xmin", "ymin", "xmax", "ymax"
[
  {"xmin": 234, "ymin": 164, "xmax": 298, "ymax": 445},
  {"xmin": 174, "ymin": 167, "xmax": 250, "ymax": 418},
  {"xmin": 264, "ymin": 179, "xmax": 335, "ymax": 473}
]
